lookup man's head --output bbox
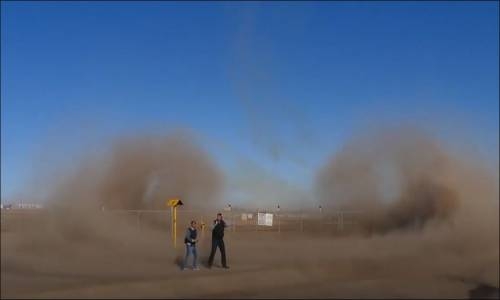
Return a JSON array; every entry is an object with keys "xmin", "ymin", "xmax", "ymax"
[
  {"xmin": 216, "ymin": 213, "xmax": 223, "ymax": 221},
  {"xmin": 190, "ymin": 220, "xmax": 197, "ymax": 228}
]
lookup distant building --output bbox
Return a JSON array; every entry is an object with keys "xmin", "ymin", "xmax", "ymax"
[
  {"xmin": 17, "ymin": 203, "xmax": 43, "ymax": 209},
  {"xmin": 0, "ymin": 204, "xmax": 13, "ymax": 210}
]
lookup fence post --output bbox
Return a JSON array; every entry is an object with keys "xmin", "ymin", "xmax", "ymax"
[
  {"xmin": 256, "ymin": 210, "xmax": 259, "ymax": 232},
  {"xmin": 137, "ymin": 211, "xmax": 141, "ymax": 231},
  {"xmin": 232, "ymin": 211, "xmax": 236, "ymax": 232},
  {"xmin": 277, "ymin": 205, "xmax": 281, "ymax": 233},
  {"xmin": 300, "ymin": 213, "xmax": 304, "ymax": 233},
  {"xmin": 340, "ymin": 212, "xmax": 344, "ymax": 231},
  {"xmin": 278, "ymin": 213, "xmax": 281, "ymax": 233},
  {"xmin": 336, "ymin": 212, "xmax": 340, "ymax": 231}
]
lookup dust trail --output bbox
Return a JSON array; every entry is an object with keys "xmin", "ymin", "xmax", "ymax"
[
  {"xmin": 317, "ymin": 127, "xmax": 465, "ymax": 233},
  {"xmin": 315, "ymin": 126, "xmax": 499, "ymax": 289},
  {"xmin": 230, "ymin": 6, "xmax": 315, "ymax": 166}
]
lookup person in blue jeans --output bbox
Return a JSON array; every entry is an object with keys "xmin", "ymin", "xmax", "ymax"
[{"xmin": 182, "ymin": 220, "xmax": 199, "ymax": 270}]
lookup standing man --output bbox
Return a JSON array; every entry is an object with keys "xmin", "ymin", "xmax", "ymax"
[
  {"xmin": 182, "ymin": 220, "xmax": 199, "ymax": 271},
  {"xmin": 208, "ymin": 213, "xmax": 229, "ymax": 269}
]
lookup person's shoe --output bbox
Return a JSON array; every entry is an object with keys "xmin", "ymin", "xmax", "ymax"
[
  {"xmin": 207, "ymin": 265, "xmax": 212, "ymax": 269},
  {"xmin": 192, "ymin": 266, "xmax": 200, "ymax": 271},
  {"xmin": 222, "ymin": 265, "xmax": 230, "ymax": 269}
]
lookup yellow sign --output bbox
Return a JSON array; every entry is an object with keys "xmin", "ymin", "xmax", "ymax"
[
  {"xmin": 166, "ymin": 198, "xmax": 183, "ymax": 207},
  {"xmin": 166, "ymin": 198, "xmax": 183, "ymax": 248}
]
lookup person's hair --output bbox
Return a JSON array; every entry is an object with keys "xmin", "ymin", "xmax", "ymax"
[
  {"xmin": 190, "ymin": 220, "xmax": 196, "ymax": 225},
  {"xmin": 217, "ymin": 213, "xmax": 222, "ymax": 216}
]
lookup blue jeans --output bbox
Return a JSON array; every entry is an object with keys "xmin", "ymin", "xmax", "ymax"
[{"xmin": 183, "ymin": 244, "xmax": 197, "ymax": 269}]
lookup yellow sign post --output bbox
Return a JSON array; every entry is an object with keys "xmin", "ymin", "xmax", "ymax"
[{"xmin": 166, "ymin": 198, "xmax": 183, "ymax": 248}]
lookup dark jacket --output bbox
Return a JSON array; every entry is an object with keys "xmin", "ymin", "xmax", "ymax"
[
  {"xmin": 184, "ymin": 227, "xmax": 197, "ymax": 245},
  {"xmin": 212, "ymin": 219, "xmax": 226, "ymax": 240}
]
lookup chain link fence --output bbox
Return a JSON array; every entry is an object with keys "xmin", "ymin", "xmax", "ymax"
[
  {"xmin": 1, "ymin": 208, "xmax": 364, "ymax": 236},
  {"xmin": 100, "ymin": 208, "xmax": 364, "ymax": 234}
]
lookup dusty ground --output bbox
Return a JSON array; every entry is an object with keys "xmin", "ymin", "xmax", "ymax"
[{"xmin": 1, "ymin": 213, "xmax": 498, "ymax": 299}]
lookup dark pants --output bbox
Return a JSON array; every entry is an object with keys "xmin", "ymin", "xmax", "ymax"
[{"xmin": 208, "ymin": 238, "xmax": 227, "ymax": 267}]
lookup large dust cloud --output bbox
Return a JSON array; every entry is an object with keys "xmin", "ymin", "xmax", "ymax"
[
  {"xmin": 314, "ymin": 127, "xmax": 499, "ymax": 291},
  {"xmin": 31, "ymin": 129, "xmax": 224, "ymax": 243},
  {"xmin": 315, "ymin": 128, "xmax": 489, "ymax": 233}
]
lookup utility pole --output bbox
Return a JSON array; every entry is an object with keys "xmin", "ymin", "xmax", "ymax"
[
  {"xmin": 277, "ymin": 204, "xmax": 281, "ymax": 233},
  {"xmin": 230, "ymin": 204, "xmax": 235, "ymax": 232},
  {"xmin": 225, "ymin": 203, "xmax": 234, "ymax": 232}
]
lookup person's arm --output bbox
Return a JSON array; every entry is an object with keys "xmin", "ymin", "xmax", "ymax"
[
  {"xmin": 211, "ymin": 220, "xmax": 218, "ymax": 230},
  {"xmin": 184, "ymin": 229, "xmax": 191, "ymax": 244}
]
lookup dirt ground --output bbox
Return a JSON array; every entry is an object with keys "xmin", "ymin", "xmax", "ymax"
[{"xmin": 1, "ymin": 213, "xmax": 498, "ymax": 299}]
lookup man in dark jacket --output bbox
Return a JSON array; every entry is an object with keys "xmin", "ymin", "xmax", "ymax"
[{"xmin": 208, "ymin": 213, "xmax": 229, "ymax": 269}]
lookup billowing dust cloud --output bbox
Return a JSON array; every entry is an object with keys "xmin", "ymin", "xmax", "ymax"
[
  {"xmin": 97, "ymin": 131, "xmax": 222, "ymax": 211},
  {"xmin": 313, "ymin": 127, "xmax": 499, "ymax": 293},
  {"xmin": 315, "ymin": 128, "xmax": 497, "ymax": 235},
  {"xmin": 53, "ymin": 130, "xmax": 222, "ymax": 207},
  {"xmin": 37, "ymin": 129, "xmax": 223, "ymax": 242}
]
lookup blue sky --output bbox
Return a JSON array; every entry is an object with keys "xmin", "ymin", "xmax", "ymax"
[{"xmin": 1, "ymin": 2, "xmax": 499, "ymax": 203}]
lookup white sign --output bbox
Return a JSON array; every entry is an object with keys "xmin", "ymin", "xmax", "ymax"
[
  {"xmin": 257, "ymin": 213, "xmax": 265, "ymax": 225},
  {"xmin": 266, "ymin": 213, "xmax": 273, "ymax": 226},
  {"xmin": 258, "ymin": 213, "xmax": 273, "ymax": 226},
  {"xmin": 241, "ymin": 213, "xmax": 247, "ymax": 221},
  {"xmin": 247, "ymin": 213, "xmax": 253, "ymax": 219}
]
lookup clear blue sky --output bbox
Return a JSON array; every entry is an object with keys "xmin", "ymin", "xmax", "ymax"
[{"xmin": 1, "ymin": 2, "xmax": 499, "ymax": 203}]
